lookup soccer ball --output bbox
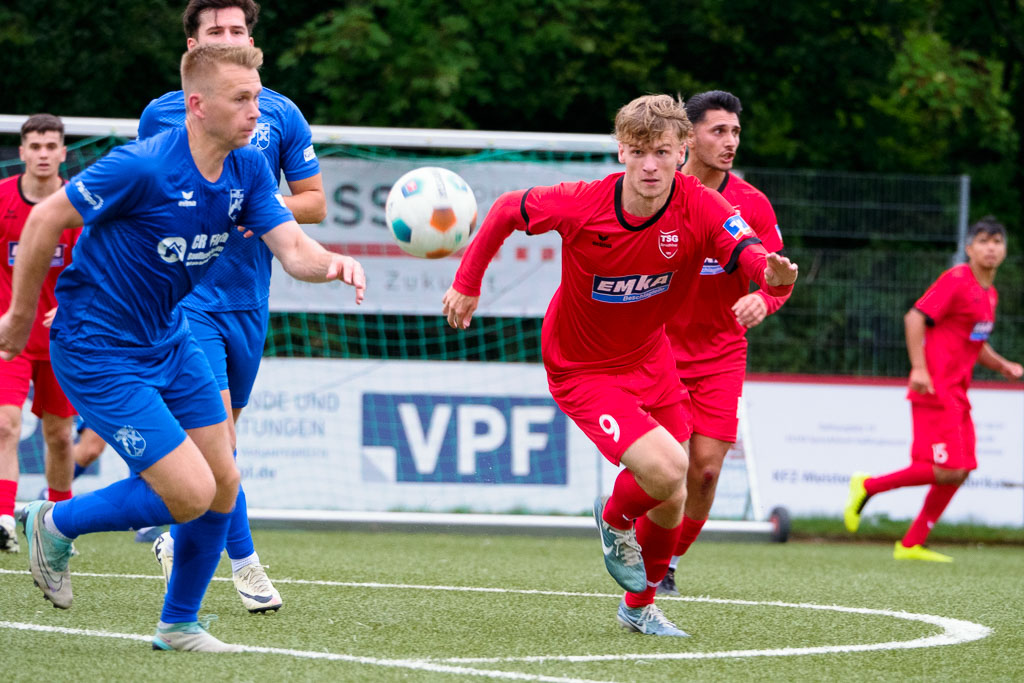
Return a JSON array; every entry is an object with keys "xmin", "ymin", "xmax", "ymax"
[{"xmin": 385, "ymin": 166, "xmax": 478, "ymax": 259}]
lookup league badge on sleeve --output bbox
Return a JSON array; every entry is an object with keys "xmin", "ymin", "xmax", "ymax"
[{"xmin": 723, "ymin": 214, "xmax": 755, "ymax": 240}]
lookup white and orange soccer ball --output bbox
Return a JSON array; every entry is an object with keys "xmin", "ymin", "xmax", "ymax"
[{"xmin": 385, "ymin": 167, "xmax": 478, "ymax": 259}]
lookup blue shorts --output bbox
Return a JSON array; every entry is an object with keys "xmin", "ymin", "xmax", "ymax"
[
  {"xmin": 50, "ymin": 334, "xmax": 227, "ymax": 474},
  {"xmin": 184, "ymin": 306, "xmax": 268, "ymax": 409}
]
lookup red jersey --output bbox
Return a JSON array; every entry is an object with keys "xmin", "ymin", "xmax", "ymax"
[
  {"xmin": 453, "ymin": 172, "xmax": 793, "ymax": 378},
  {"xmin": 668, "ymin": 172, "xmax": 786, "ymax": 374},
  {"xmin": 910, "ymin": 263, "xmax": 997, "ymax": 410},
  {"xmin": 0, "ymin": 175, "xmax": 81, "ymax": 360}
]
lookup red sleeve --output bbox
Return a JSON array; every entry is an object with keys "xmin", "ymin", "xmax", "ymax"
[
  {"xmin": 700, "ymin": 196, "xmax": 793, "ymax": 298},
  {"xmin": 914, "ymin": 269, "xmax": 957, "ymax": 323},
  {"xmin": 452, "ymin": 190, "xmax": 527, "ymax": 297},
  {"xmin": 756, "ymin": 285, "xmax": 791, "ymax": 314}
]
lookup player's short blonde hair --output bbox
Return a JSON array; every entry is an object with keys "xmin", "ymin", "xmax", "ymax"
[
  {"xmin": 614, "ymin": 94, "xmax": 691, "ymax": 148},
  {"xmin": 180, "ymin": 44, "xmax": 263, "ymax": 95}
]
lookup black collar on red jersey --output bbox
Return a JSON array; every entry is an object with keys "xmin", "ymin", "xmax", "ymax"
[
  {"xmin": 614, "ymin": 176, "xmax": 676, "ymax": 231},
  {"xmin": 717, "ymin": 172, "xmax": 731, "ymax": 194},
  {"xmin": 17, "ymin": 175, "xmax": 37, "ymax": 207}
]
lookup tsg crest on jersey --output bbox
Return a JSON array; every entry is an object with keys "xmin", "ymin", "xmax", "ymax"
[{"xmin": 658, "ymin": 229, "xmax": 679, "ymax": 259}]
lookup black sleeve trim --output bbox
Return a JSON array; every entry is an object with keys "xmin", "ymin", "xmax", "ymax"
[
  {"xmin": 722, "ymin": 236, "xmax": 762, "ymax": 274},
  {"xmin": 913, "ymin": 306, "xmax": 936, "ymax": 327},
  {"xmin": 521, "ymin": 187, "xmax": 533, "ymax": 234}
]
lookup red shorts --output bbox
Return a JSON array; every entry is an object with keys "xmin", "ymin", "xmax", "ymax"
[
  {"xmin": 910, "ymin": 403, "xmax": 976, "ymax": 470},
  {"xmin": 680, "ymin": 362, "xmax": 745, "ymax": 443},
  {"xmin": 0, "ymin": 356, "xmax": 76, "ymax": 419},
  {"xmin": 548, "ymin": 345, "xmax": 692, "ymax": 466}
]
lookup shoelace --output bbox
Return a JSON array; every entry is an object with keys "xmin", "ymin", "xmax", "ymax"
[
  {"xmin": 238, "ymin": 564, "xmax": 273, "ymax": 594},
  {"xmin": 196, "ymin": 614, "xmax": 219, "ymax": 632},
  {"xmin": 639, "ymin": 604, "xmax": 676, "ymax": 629},
  {"xmin": 612, "ymin": 528, "xmax": 644, "ymax": 567}
]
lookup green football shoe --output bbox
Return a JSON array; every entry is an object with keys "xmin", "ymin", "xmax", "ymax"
[
  {"xmin": 21, "ymin": 500, "xmax": 74, "ymax": 609},
  {"xmin": 893, "ymin": 542, "xmax": 953, "ymax": 563},
  {"xmin": 593, "ymin": 498, "xmax": 646, "ymax": 593},
  {"xmin": 844, "ymin": 472, "xmax": 871, "ymax": 533}
]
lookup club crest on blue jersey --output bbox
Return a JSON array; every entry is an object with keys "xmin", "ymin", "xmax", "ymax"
[
  {"xmin": 701, "ymin": 257, "xmax": 725, "ymax": 275},
  {"xmin": 723, "ymin": 214, "xmax": 754, "ymax": 240},
  {"xmin": 659, "ymin": 229, "xmax": 679, "ymax": 259},
  {"xmin": 592, "ymin": 272, "xmax": 673, "ymax": 303},
  {"xmin": 228, "ymin": 188, "xmax": 245, "ymax": 221},
  {"xmin": 250, "ymin": 122, "xmax": 271, "ymax": 150},
  {"xmin": 158, "ymin": 237, "xmax": 187, "ymax": 263},
  {"xmin": 970, "ymin": 320, "xmax": 993, "ymax": 341},
  {"xmin": 113, "ymin": 425, "xmax": 147, "ymax": 458}
]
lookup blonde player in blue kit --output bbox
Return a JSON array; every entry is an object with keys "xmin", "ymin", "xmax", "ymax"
[
  {"xmin": 0, "ymin": 44, "xmax": 365, "ymax": 652},
  {"xmin": 138, "ymin": 0, "xmax": 327, "ymax": 615}
]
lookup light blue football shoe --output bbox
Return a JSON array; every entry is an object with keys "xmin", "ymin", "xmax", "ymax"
[
  {"xmin": 593, "ymin": 497, "xmax": 646, "ymax": 593},
  {"xmin": 617, "ymin": 600, "xmax": 690, "ymax": 637},
  {"xmin": 152, "ymin": 615, "xmax": 243, "ymax": 652},
  {"xmin": 20, "ymin": 500, "xmax": 74, "ymax": 609}
]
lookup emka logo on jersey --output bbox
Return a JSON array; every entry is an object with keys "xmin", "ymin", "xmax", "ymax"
[
  {"xmin": 361, "ymin": 393, "xmax": 567, "ymax": 485},
  {"xmin": 723, "ymin": 214, "xmax": 754, "ymax": 240},
  {"xmin": 74, "ymin": 180, "xmax": 103, "ymax": 210},
  {"xmin": 701, "ymin": 257, "xmax": 725, "ymax": 275},
  {"xmin": 8, "ymin": 242, "xmax": 68, "ymax": 267},
  {"xmin": 970, "ymin": 320, "xmax": 994, "ymax": 341},
  {"xmin": 658, "ymin": 229, "xmax": 679, "ymax": 259},
  {"xmin": 178, "ymin": 190, "xmax": 196, "ymax": 208},
  {"xmin": 228, "ymin": 189, "xmax": 245, "ymax": 221},
  {"xmin": 250, "ymin": 122, "xmax": 271, "ymax": 150},
  {"xmin": 592, "ymin": 272, "xmax": 673, "ymax": 303},
  {"xmin": 157, "ymin": 233, "xmax": 229, "ymax": 267}
]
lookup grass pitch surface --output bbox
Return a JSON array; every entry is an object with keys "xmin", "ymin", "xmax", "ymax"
[{"xmin": 1, "ymin": 529, "xmax": 1021, "ymax": 681}]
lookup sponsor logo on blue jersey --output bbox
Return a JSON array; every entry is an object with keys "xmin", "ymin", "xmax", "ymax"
[
  {"xmin": 74, "ymin": 180, "xmax": 103, "ymax": 210},
  {"xmin": 723, "ymin": 214, "xmax": 753, "ymax": 240},
  {"xmin": 592, "ymin": 272, "xmax": 673, "ymax": 303},
  {"xmin": 970, "ymin": 320, "xmax": 993, "ymax": 341},
  {"xmin": 701, "ymin": 257, "xmax": 725, "ymax": 275}
]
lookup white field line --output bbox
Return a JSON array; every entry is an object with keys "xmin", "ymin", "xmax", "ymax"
[{"xmin": 0, "ymin": 568, "xmax": 992, "ymax": 666}]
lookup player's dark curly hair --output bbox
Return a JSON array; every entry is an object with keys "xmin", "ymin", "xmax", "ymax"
[
  {"xmin": 183, "ymin": 0, "xmax": 260, "ymax": 39},
  {"xmin": 684, "ymin": 91, "xmax": 742, "ymax": 126},
  {"xmin": 21, "ymin": 113, "xmax": 64, "ymax": 142}
]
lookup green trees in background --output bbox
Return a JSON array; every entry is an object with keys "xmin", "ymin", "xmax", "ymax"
[{"xmin": 0, "ymin": 0, "xmax": 1020, "ymax": 229}]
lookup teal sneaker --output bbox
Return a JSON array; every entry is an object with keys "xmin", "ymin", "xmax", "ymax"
[
  {"xmin": 20, "ymin": 500, "xmax": 73, "ymax": 609},
  {"xmin": 593, "ymin": 498, "xmax": 646, "ymax": 593},
  {"xmin": 616, "ymin": 600, "xmax": 690, "ymax": 637},
  {"xmin": 152, "ymin": 616, "xmax": 243, "ymax": 652}
]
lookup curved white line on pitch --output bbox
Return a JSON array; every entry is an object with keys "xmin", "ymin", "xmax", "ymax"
[
  {"xmin": 0, "ymin": 621, "xmax": 611, "ymax": 683},
  {"xmin": 0, "ymin": 569, "xmax": 991, "ymax": 663},
  {"xmin": 432, "ymin": 596, "xmax": 992, "ymax": 664}
]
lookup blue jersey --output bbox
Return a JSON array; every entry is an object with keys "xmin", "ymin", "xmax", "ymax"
[
  {"xmin": 138, "ymin": 87, "xmax": 319, "ymax": 311},
  {"xmin": 57, "ymin": 127, "xmax": 294, "ymax": 353}
]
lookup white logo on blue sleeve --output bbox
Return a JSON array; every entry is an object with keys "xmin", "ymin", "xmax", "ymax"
[
  {"xmin": 74, "ymin": 180, "xmax": 104, "ymax": 210},
  {"xmin": 158, "ymin": 237, "xmax": 187, "ymax": 263},
  {"xmin": 228, "ymin": 189, "xmax": 245, "ymax": 221},
  {"xmin": 275, "ymin": 193, "xmax": 287, "ymax": 209},
  {"xmin": 723, "ymin": 214, "xmax": 754, "ymax": 240},
  {"xmin": 303, "ymin": 144, "xmax": 316, "ymax": 162},
  {"xmin": 113, "ymin": 426, "xmax": 147, "ymax": 458},
  {"xmin": 592, "ymin": 272, "xmax": 673, "ymax": 303}
]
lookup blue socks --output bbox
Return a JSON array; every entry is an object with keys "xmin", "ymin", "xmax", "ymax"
[
  {"xmin": 72, "ymin": 463, "xmax": 86, "ymax": 479},
  {"xmin": 50, "ymin": 476, "xmax": 174, "ymax": 538},
  {"xmin": 161, "ymin": 508, "xmax": 232, "ymax": 624},
  {"xmin": 225, "ymin": 484, "xmax": 255, "ymax": 560}
]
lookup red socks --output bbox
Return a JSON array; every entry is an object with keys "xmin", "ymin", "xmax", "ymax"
[
  {"xmin": 901, "ymin": 484, "xmax": 959, "ymax": 547},
  {"xmin": 624, "ymin": 515, "xmax": 681, "ymax": 608},
  {"xmin": 865, "ymin": 462, "xmax": 935, "ymax": 496},
  {"xmin": 0, "ymin": 479, "xmax": 17, "ymax": 518},
  {"xmin": 48, "ymin": 488, "xmax": 73, "ymax": 503},
  {"xmin": 603, "ymin": 469, "xmax": 660, "ymax": 530},
  {"xmin": 673, "ymin": 515, "xmax": 707, "ymax": 557}
]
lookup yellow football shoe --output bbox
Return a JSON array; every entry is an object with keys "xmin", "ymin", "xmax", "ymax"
[
  {"xmin": 893, "ymin": 542, "xmax": 953, "ymax": 563},
  {"xmin": 843, "ymin": 472, "xmax": 870, "ymax": 533}
]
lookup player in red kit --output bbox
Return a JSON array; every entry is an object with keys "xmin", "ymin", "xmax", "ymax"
[
  {"xmin": 442, "ymin": 94, "xmax": 797, "ymax": 636},
  {"xmin": 0, "ymin": 114, "xmax": 80, "ymax": 553},
  {"xmin": 844, "ymin": 217, "xmax": 1021, "ymax": 562},
  {"xmin": 657, "ymin": 91, "xmax": 789, "ymax": 596}
]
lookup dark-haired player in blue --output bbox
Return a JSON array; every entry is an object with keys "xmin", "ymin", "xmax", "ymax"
[
  {"xmin": 0, "ymin": 44, "xmax": 365, "ymax": 652},
  {"xmin": 137, "ymin": 0, "xmax": 326, "ymax": 615}
]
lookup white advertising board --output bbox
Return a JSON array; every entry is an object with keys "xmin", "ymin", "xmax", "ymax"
[
  {"xmin": 269, "ymin": 157, "xmax": 622, "ymax": 316},
  {"xmin": 745, "ymin": 376, "xmax": 1024, "ymax": 526}
]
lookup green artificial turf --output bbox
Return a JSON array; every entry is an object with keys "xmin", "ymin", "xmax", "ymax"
[{"xmin": 1, "ymin": 529, "xmax": 1021, "ymax": 682}]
